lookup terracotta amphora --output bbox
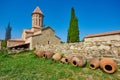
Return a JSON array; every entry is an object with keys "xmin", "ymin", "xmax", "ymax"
[
  {"xmin": 60, "ymin": 57, "xmax": 69, "ymax": 64},
  {"xmin": 35, "ymin": 50, "xmax": 45, "ymax": 57},
  {"xmin": 43, "ymin": 51, "xmax": 54, "ymax": 59},
  {"xmin": 100, "ymin": 58, "xmax": 117, "ymax": 74},
  {"xmin": 52, "ymin": 53, "xmax": 62, "ymax": 61},
  {"xmin": 89, "ymin": 58, "xmax": 100, "ymax": 69},
  {"xmin": 71, "ymin": 54, "xmax": 87, "ymax": 67}
]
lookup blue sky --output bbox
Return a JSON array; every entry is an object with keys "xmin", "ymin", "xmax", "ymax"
[{"xmin": 0, "ymin": 0, "xmax": 120, "ymax": 42}]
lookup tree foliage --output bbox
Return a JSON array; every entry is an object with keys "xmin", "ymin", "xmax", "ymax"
[
  {"xmin": 67, "ymin": 7, "xmax": 79, "ymax": 43},
  {"xmin": 5, "ymin": 22, "xmax": 12, "ymax": 40}
]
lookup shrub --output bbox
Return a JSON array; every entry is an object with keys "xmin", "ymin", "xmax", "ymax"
[
  {"xmin": 1, "ymin": 40, "xmax": 7, "ymax": 49},
  {"xmin": 0, "ymin": 50, "xmax": 9, "ymax": 58}
]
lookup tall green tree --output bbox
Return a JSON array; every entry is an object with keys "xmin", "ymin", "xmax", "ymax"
[
  {"xmin": 5, "ymin": 22, "xmax": 12, "ymax": 40},
  {"xmin": 67, "ymin": 7, "xmax": 79, "ymax": 43}
]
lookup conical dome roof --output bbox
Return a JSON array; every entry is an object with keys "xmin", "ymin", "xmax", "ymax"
[{"xmin": 32, "ymin": 6, "xmax": 43, "ymax": 15}]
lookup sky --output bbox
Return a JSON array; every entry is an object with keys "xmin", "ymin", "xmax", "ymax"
[{"xmin": 0, "ymin": 0, "xmax": 120, "ymax": 42}]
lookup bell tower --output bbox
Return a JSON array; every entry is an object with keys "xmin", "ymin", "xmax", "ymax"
[{"xmin": 32, "ymin": 6, "xmax": 44, "ymax": 31}]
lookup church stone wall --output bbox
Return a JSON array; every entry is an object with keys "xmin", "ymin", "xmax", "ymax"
[
  {"xmin": 22, "ymin": 30, "xmax": 27, "ymax": 40},
  {"xmin": 25, "ymin": 37, "xmax": 32, "ymax": 49},
  {"xmin": 31, "ymin": 28, "xmax": 60, "ymax": 49}
]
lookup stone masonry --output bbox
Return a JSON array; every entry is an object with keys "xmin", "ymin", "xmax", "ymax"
[
  {"xmin": 36, "ymin": 40, "xmax": 120, "ymax": 65},
  {"xmin": 85, "ymin": 30, "xmax": 120, "ymax": 42},
  {"xmin": 28, "ymin": 26, "xmax": 61, "ymax": 49}
]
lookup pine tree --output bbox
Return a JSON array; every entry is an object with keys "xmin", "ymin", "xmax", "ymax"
[
  {"xmin": 5, "ymin": 22, "xmax": 12, "ymax": 40},
  {"xmin": 67, "ymin": 7, "xmax": 79, "ymax": 43}
]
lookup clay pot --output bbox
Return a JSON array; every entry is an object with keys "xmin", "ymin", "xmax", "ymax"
[
  {"xmin": 60, "ymin": 58, "xmax": 69, "ymax": 64},
  {"xmin": 65, "ymin": 55, "xmax": 74, "ymax": 64},
  {"xmin": 43, "ymin": 51, "xmax": 54, "ymax": 59},
  {"xmin": 71, "ymin": 57, "xmax": 80, "ymax": 67},
  {"xmin": 52, "ymin": 53, "xmax": 62, "ymax": 61},
  {"xmin": 100, "ymin": 58, "xmax": 117, "ymax": 74},
  {"xmin": 89, "ymin": 58, "xmax": 100, "ymax": 69},
  {"xmin": 35, "ymin": 50, "xmax": 45, "ymax": 57},
  {"xmin": 71, "ymin": 55, "xmax": 87, "ymax": 67}
]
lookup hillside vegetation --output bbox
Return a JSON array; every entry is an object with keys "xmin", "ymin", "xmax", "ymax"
[{"xmin": 0, "ymin": 50, "xmax": 120, "ymax": 80}]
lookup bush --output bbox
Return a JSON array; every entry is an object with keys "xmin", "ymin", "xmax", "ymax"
[
  {"xmin": 60, "ymin": 41, "xmax": 65, "ymax": 44},
  {"xmin": 0, "ymin": 50, "xmax": 9, "ymax": 58},
  {"xmin": 1, "ymin": 40, "xmax": 7, "ymax": 49}
]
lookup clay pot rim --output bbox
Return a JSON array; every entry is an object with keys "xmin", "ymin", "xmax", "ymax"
[
  {"xmin": 89, "ymin": 64, "xmax": 96, "ymax": 69},
  {"xmin": 103, "ymin": 66, "xmax": 116, "ymax": 73},
  {"xmin": 72, "ymin": 60, "xmax": 78, "ymax": 67}
]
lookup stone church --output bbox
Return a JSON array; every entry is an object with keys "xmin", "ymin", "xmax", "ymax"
[{"xmin": 7, "ymin": 6, "xmax": 61, "ymax": 49}]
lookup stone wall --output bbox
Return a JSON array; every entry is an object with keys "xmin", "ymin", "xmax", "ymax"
[
  {"xmin": 31, "ymin": 28, "xmax": 60, "ymax": 49},
  {"xmin": 36, "ymin": 40, "xmax": 120, "ymax": 65},
  {"xmin": 85, "ymin": 34, "xmax": 120, "ymax": 42}
]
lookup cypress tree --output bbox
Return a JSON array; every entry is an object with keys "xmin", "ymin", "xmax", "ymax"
[
  {"xmin": 5, "ymin": 22, "xmax": 12, "ymax": 40},
  {"xmin": 67, "ymin": 7, "xmax": 79, "ymax": 43}
]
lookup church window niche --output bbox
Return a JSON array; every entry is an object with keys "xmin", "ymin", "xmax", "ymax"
[
  {"xmin": 33, "ymin": 18, "xmax": 35, "ymax": 25},
  {"xmin": 39, "ymin": 18, "xmax": 41, "ymax": 26},
  {"xmin": 36, "ymin": 18, "xmax": 37, "ymax": 25},
  {"xmin": 48, "ymin": 41, "xmax": 50, "ymax": 44}
]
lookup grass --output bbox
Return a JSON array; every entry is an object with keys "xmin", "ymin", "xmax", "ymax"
[{"xmin": 0, "ymin": 50, "xmax": 120, "ymax": 80}]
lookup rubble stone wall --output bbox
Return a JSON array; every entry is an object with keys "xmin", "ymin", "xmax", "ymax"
[
  {"xmin": 85, "ymin": 34, "xmax": 120, "ymax": 42},
  {"xmin": 36, "ymin": 40, "xmax": 120, "ymax": 65}
]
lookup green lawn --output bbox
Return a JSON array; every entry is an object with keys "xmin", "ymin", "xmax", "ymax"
[{"xmin": 0, "ymin": 50, "xmax": 120, "ymax": 80}]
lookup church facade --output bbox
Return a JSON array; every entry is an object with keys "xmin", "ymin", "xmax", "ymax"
[{"xmin": 7, "ymin": 6, "xmax": 61, "ymax": 49}]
